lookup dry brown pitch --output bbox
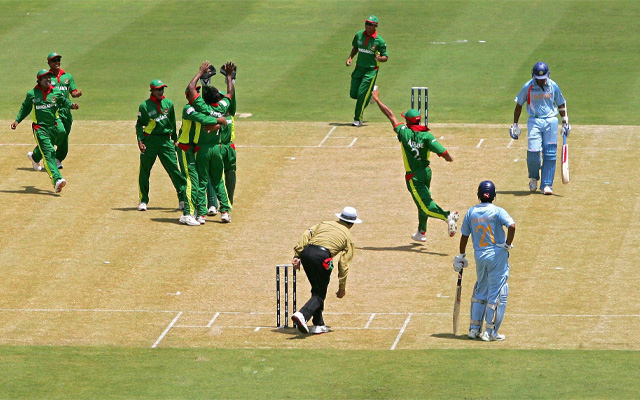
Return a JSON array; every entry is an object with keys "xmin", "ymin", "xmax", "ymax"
[{"xmin": 1, "ymin": 120, "xmax": 639, "ymax": 350}]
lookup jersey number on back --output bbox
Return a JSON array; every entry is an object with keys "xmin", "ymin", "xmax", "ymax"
[{"xmin": 475, "ymin": 224, "xmax": 495, "ymax": 247}]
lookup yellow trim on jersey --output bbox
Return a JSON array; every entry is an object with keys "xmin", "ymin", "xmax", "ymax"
[
  {"xmin": 181, "ymin": 149, "xmax": 195, "ymax": 213},
  {"xmin": 230, "ymin": 116, "xmax": 236, "ymax": 142},
  {"xmin": 221, "ymin": 170, "xmax": 231, "ymax": 208},
  {"xmin": 32, "ymin": 128, "xmax": 55, "ymax": 186},
  {"xmin": 193, "ymin": 121, "xmax": 202, "ymax": 144},
  {"xmin": 400, "ymin": 146, "xmax": 412, "ymax": 172},
  {"xmin": 358, "ymin": 76, "xmax": 377, "ymax": 121},
  {"xmin": 179, "ymin": 120, "xmax": 192, "ymax": 144},
  {"xmin": 144, "ymin": 120, "xmax": 156, "ymax": 134},
  {"xmin": 408, "ymin": 178, "xmax": 447, "ymax": 221},
  {"xmin": 31, "ymin": 108, "xmax": 38, "ymax": 124}
]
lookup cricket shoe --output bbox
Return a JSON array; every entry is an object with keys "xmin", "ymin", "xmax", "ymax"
[
  {"xmin": 178, "ymin": 201, "xmax": 185, "ymax": 210},
  {"xmin": 27, "ymin": 152, "xmax": 42, "ymax": 171},
  {"xmin": 529, "ymin": 178, "xmax": 538, "ymax": 192},
  {"xmin": 56, "ymin": 159, "xmax": 63, "ymax": 169},
  {"xmin": 220, "ymin": 212, "xmax": 231, "ymax": 223},
  {"xmin": 351, "ymin": 120, "xmax": 362, "ymax": 127},
  {"xmin": 411, "ymin": 230, "xmax": 426, "ymax": 242},
  {"xmin": 468, "ymin": 329, "xmax": 480, "ymax": 339},
  {"xmin": 54, "ymin": 178, "xmax": 66, "ymax": 193},
  {"xmin": 196, "ymin": 216, "xmax": 206, "ymax": 225},
  {"xmin": 447, "ymin": 211, "xmax": 459, "ymax": 237},
  {"xmin": 291, "ymin": 312, "xmax": 309, "ymax": 334},
  {"xmin": 311, "ymin": 325, "xmax": 330, "ymax": 334},
  {"xmin": 480, "ymin": 331, "xmax": 506, "ymax": 342},
  {"xmin": 137, "ymin": 202, "xmax": 147, "ymax": 211},
  {"xmin": 179, "ymin": 214, "xmax": 200, "ymax": 226},
  {"xmin": 542, "ymin": 186, "xmax": 553, "ymax": 195},
  {"xmin": 207, "ymin": 206, "xmax": 219, "ymax": 216}
]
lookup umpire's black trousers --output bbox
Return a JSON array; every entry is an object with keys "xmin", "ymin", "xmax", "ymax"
[{"xmin": 299, "ymin": 244, "xmax": 333, "ymax": 326}]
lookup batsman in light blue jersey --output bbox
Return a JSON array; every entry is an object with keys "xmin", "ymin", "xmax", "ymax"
[
  {"xmin": 510, "ymin": 62, "xmax": 571, "ymax": 195},
  {"xmin": 453, "ymin": 181, "xmax": 516, "ymax": 341}
]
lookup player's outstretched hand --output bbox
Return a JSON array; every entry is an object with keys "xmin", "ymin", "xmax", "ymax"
[
  {"xmin": 199, "ymin": 61, "xmax": 211, "ymax": 74},
  {"xmin": 509, "ymin": 123, "xmax": 520, "ymax": 140},
  {"xmin": 71, "ymin": 103, "xmax": 79, "ymax": 110},
  {"xmin": 453, "ymin": 254, "xmax": 468, "ymax": 272},
  {"xmin": 10, "ymin": 121, "xmax": 18, "ymax": 130}
]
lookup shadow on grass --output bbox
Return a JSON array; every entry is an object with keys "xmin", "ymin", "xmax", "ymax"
[
  {"xmin": 328, "ymin": 122, "xmax": 360, "ymax": 127},
  {"xmin": 16, "ymin": 167, "xmax": 43, "ymax": 172},
  {"xmin": 111, "ymin": 207, "xmax": 177, "ymax": 212},
  {"xmin": 0, "ymin": 186, "xmax": 57, "ymax": 196},
  {"xmin": 358, "ymin": 244, "xmax": 448, "ymax": 256},
  {"xmin": 431, "ymin": 332, "xmax": 472, "ymax": 341},
  {"xmin": 271, "ymin": 327, "xmax": 308, "ymax": 340},
  {"xmin": 150, "ymin": 217, "xmax": 183, "ymax": 225},
  {"xmin": 497, "ymin": 190, "xmax": 563, "ymax": 198}
]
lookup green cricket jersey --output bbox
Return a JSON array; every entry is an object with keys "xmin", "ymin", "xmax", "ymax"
[
  {"xmin": 192, "ymin": 95, "xmax": 232, "ymax": 146},
  {"xmin": 50, "ymin": 69, "xmax": 77, "ymax": 100},
  {"xmin": 15, "ymin": 85, "xmax": 73, "ymax": 126},
  {"xmin": 136, "ymin": 96, "xmax": 177, "ymax": 141},
  {"xmin": 394, "ymin": 123, "xmax": 446, "ymax": 171},
  {"xmin": 352, "ymin": 30, "xmax": 388, "ymax": 69},
  {"xmin": 178, "ymin": 96, "xmax": 222, "ymax": 145},
  {"xmin": 218, "ymin": 90, "xmax": 236, "ymax": 144}
]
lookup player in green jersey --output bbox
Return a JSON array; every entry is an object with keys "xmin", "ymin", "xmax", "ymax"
[
  {"xmin": 346, "ymin": 15, "xmax": 388, "ymax": 126},
  {"xmin": 371, "ymin": 88, "xmax": 459, "ymax": 243},
  {"xmin": 30, "ymin": 52, "xmax": 82, "ymax": 170},
  {"xmin": 11, "ymin": 69, "xmax": 78, "ymax": 193},
  {"xmin": 188, "ymin": 61, "xmax": 235, "ymax": 223},
  {"xmin": 205, "ymin": 64, "xmax": 238, "ymax": 215},
  {"xmin": 135, "ymin": 79, "xmax": 187, "ymax": 212},
  {"xmin": 177, "ymin": 85, "xmax": 228, "ymax": 226}
]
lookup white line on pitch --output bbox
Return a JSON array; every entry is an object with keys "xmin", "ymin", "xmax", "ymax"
[
  {"xmin": 390, "ymin": 313, "xmax": 413, "ymax": 351},
  {"xmin": 207, "ymin": 312, "xmax": 220, "ymax": 327},
  {"xmin": 151, "ymin": 311, "xmax": 182, "ymax": 348},
  {"xmin": 507, "ymin": 139, "xmax": 515, "ymax": 148},
  {"xmin": 347, "ymin": 138, "xmax": 358, "ymax": 148},
  {"xmin": 318, "ymin": 126, "xmax": 337, "ymax": 147},
  {"xmin": 476, "ymin": 139, "xmax": 484, "ymax": 148},
  {"xmin": 364, "ymin": 313, "xmax": 376, "ymax": 329}
]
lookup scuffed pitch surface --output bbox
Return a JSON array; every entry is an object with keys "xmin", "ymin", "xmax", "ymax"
[{"xmin": 0, "ymin": 121, "xmax": 639, "ymax": 350}]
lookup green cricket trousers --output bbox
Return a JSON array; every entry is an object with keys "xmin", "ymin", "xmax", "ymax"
[
  {"xmin": 138, "ymin": 134, "xmax": 186, "ymax": 205},
  {"xmin": 405, "ymin": 167, "xmax": 449, "ymax": 233}
]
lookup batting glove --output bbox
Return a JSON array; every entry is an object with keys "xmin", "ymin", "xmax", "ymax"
[
  {"xmin": 562, "ymin": 122, "xmax": 571, "ymax": 137},
  {"xmin": 497, "ymin": 243, "xmax": 513, "ymax": 251},
  {"xmin": 453, "ymin": 254, "xmax": 468, "ymax": 272},
  {"xmin": 509, "ymin": 123, "xmax": 521, "ymax": 140}
]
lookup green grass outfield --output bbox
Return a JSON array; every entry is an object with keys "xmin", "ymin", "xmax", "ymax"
[
  {"xmin": 1, "ymin": 347, "xmax": 639, "ymax": 399},
  {"xmin": 0, "ymin": 0, "xmax": 639, "ymax": 124},
  {"xmin": 2, "ymin": 1, "xmax": 640, "ymax": 398}
]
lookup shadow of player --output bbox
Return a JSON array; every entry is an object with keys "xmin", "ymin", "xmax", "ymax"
[
  {"xmin": 431, "ymin": 332, "xmax": 472, "ymax": 341},
  {"xmin": 497, "ymin": 190, "xmax": 563, "ymax": 198},
  {"xmin": 0, "ymin": 186, "xmax": 57, "ymax": 196},
  {"xmin": 358, "ymin": 244, "xmax": 448, "ymax": 256}
]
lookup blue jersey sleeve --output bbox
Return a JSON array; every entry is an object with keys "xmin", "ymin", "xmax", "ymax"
[
  {"xmin": 552, "ymin": 81, "xmax": 566, "ymax": 107},
  {"xmin": 514, "ymin": 82, "xmax": 530, "ymax": 106},
  {"xmin": 461, "ymin": 208, "xmax": 472, "ymax": 237}
]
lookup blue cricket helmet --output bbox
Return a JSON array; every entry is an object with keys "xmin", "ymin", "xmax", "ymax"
[
  {"xmin": 532, "ymin": 61, "xmax": 549, "ymax": 80},
  {"xmin": 477, "ymin": 180, "xmax": 496, "ymax": 202}
]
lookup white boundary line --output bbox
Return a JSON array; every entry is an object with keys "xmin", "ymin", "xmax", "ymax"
[
  {"xmin": 151, "ymin": 311, "xmax": 182, "ymax": 348},
  {"xmin": 391, "ymin": 313, "xmax": 413, "ymax": 350}
]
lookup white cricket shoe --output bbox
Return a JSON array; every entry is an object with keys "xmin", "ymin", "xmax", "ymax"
[
  {"xmin": 178, "ymin": 201, "xmax": 185, "ymax": 210},
  {"xmin": 468, "ymin": 329, "xmax": 480, "ymax": 339},
  {"xmin": 542, "ymin": 186, "xmax": 553, "ymax": 195},
  {"xmin": 411, "ymin": 230, "xmax": 426, "ymax": 242},
  {"xmin": 291, "ymin": 312, "xmax": 309, "ymax": 334},
  {"xmin": 351, "ymin": 120, "xmax": 362, "ymax": 127},
  {"xmin": 311, "ymin": 325, "xmax": 330, "ymax": 334},
  {"xmin": 56, "ymin": 159, "xmax": 63, "ymax": 169},
  {"xmin": 27, "ymin": 152, "xmax": 42, "ymax": 171},
  {"xmin": 54, "ymin": 178, "xmax": 66, "ymax": 193},
  {"xmin": 447, "ymin": 211, "xmax": 459, "ymax": 237},
  {"xmin": 220, "ymin": 212, "xmax": 231, "ymax": 223},
  {"xmin": 480, "ymin": 331, "xmax": 506, "ymax": 342},
  {"xmin": 196, "ymin": 215, "xmax": 206, "ymax": 225},
  {"xmin": 207, "ymin": 206, "xmax": 219, "ymax": 216},
  {"xmin": 179, "ymin": 214, "xmax": 200, "ymax": 226},
  {"xmin": 529, "ymin": 178, "xmax": 538, "ymax": 192},
  {"xmin": 137, "ymin": 202, "xmax": 147, "ymax": 211}
]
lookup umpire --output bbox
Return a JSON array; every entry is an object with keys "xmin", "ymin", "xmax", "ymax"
[{"xmin": 291, "ymin": 207, "xmax": 361, "ymax": 334}]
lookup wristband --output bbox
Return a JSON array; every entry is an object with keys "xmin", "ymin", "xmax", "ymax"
[{"xmin": 562, "ymin": 116, "xmax": 569, "ymax": 123}]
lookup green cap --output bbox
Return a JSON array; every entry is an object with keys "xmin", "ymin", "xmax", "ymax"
[
  {"xmin": 365, "ymin": 15, "xmax": 379, "ymax": 25},
  {"xmin": 150, "ymin": 79, "xmax": 168, "ymax": 89},
  {"xmin": 47, "ymin": 52, "xmax": 61, "ymax": 61},
  {"xmin": 401, "ymin": 109, "xmax": 421, "ymax": 120},
  {"xmin": 37, "ymin": 69, "xmax": 52, "ymax": 79}
]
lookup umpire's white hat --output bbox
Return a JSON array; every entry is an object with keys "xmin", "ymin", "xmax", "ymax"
[{"xmin": 336, "ymin": 206, "xmax": 362, "ymax": 224}]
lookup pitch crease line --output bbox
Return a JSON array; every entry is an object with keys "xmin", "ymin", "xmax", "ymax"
[
  {"xmin": 318, "ymin": 126, "xmax": 337, "ymax": 147},
  {"xmin": 152, "ymin": 311, "xmax": 182, "ymax": 348},
  {"xmin": 390, "ymin": 313, "xmax": 413, "ymax": 350},
  {"xmin": 476, "ymin": 139, "xmax": 484, "ymax": 148},
  {"xmin": 207, "ymin": 312, "xmax": 220, "ymax": 327},
  {"xmin": 364, "ymin": 313, "xmax": 376, "ymax": 328}
]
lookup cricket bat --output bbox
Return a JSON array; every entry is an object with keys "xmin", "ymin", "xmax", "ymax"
[
  {"xmin": 562, "ymin": 133, "xmax": 570, "ymax": 184},
  {"xmin": 453, "ymin": 269, "xmax": 463, "ymax": 335}
]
